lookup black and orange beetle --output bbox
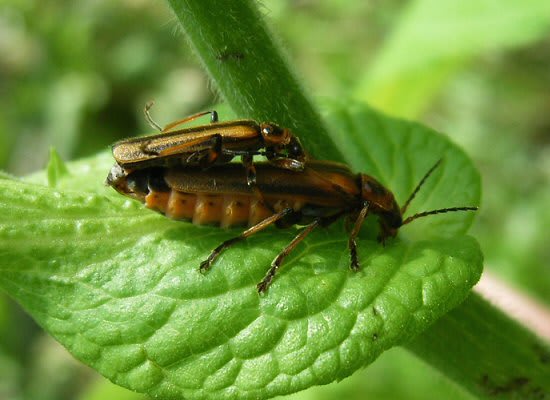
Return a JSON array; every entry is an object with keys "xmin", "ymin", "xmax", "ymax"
[
  {"xmin": 111, "ymin": 103, "xmax": 307, "ymax": 187},
  {"xmin": 106, "ymin": 159, "xmax": 477, "ymax": 292}
]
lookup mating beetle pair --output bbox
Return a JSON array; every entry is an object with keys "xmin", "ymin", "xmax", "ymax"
[{"xmin": 106, "ymin": 106, "xmax": 477, "ymax": 293}]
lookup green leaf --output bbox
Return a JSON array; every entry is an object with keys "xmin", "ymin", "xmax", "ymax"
[
  {"xmin": 46, "ymin": 147, "xmax": 69, "ymax": 188},
  {"xmin": 325, "ymin": 100, "xmax": 481, "ymax": 240},
  {"xmin": 78, "ymin": 377, "xmax": 147, "ymax": 400},
  {"xmin": 0, "ymin": 103, "xmax": 482, "ymax": 399},
  {"xmin": 356, "ymin": 0, "xmax": 550, "ymax": 117},
  {"xmin": 26, "ymin": 151, "xmax": 114, "ymax": 193}
]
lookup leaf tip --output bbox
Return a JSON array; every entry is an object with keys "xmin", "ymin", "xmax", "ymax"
[{"xmin": 47, "ymin": 147, "xmax": 70, "ymax": 188}]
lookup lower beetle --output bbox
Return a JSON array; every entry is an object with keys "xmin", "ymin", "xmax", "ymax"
[{"xmin": 107, "ymin": 159, "xmax": 477, "ymax": 292}]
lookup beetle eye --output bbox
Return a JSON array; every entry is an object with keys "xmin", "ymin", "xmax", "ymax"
[
  {"xmin": 365, "ymin": 179, "xmax": 386, "ymax": 196},
  {"xmin": 288, "ymin": 139, "xmax": 303, "ymax": 157},
  {"xmin": 262, "ymin": 126, "xmax": 273, "ymax": 136}
]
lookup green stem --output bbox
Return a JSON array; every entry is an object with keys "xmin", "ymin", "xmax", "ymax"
[
  {"xmin": 166, "ymin": 0, "xmax": 343, "ymax": 161},
  {"xmin": 406, "ymin": 293, "xmax": 550, "ymax": 399}
]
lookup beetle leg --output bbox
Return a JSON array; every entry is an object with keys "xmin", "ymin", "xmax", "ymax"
[
  {"xmin": 240, "ymin": 154, "xmax": 278, "ymax": 214},
  {"xmin": 257, "ymin": 217, "xmax": 321, "ymax": 293},
  {"xmin": 162, "ymin": 110, "xmax": 219, "ymax": 132},
  {"xmin": 155, "ymin": 134, "xmax": 223, "ymax": 165},
  {"xmin": 200, "ymin": 133, "xmax": 223, "ymax": 167},
  {"xmin": 144, "ymin": 102, "xmax": 219, "ymax": 133},
  {"xmin": 268, "ymin": 157, "xmax": 305, "ymax": 171},
  {"xmin": 348, "ymin": 201, "xmax": 370, "ymax": 271},
  {"xmin": 199, "ymin": 207, "xmax": 294, "ymax": 273},
  {"xmin": 265, "ymin": 137, "xmax": 307, "ymax": 171},
  {"xmin": 144, "ymin": 102, "xmax": 163, "ymax": 131},
  {"xmin": 241, "ymin": 154, "xmax": 257, "ymax": 187}
]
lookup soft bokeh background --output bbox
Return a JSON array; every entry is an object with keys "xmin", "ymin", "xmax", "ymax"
[{"xmin": 1, "ymin": 1, "xmax": 549, "ymax": 399}]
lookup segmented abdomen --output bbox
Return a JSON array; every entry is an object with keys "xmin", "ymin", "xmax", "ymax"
[{"xmin": 145, "ymin": 189, "xmax": 296, "ymax": 228}]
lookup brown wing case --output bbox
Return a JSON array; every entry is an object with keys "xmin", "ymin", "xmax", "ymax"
[
  {"xmin": 112, "ymin": 120, "xmax": 261, "ymax": 167},
  {"xmin": 164, "ymin": 160, "xmax": 359, "ymax": 208}
]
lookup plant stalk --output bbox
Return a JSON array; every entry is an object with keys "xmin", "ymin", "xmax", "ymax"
[
  {"xmin": 406, "ymin": 293, "xmax": 550, "ymax": 399},
  {"xmin": 166, "ymin": 0, "xmax": 343, "ymax": 162}
]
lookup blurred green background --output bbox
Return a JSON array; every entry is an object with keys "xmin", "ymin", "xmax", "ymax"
[{"xmin": 1, "ymin": 0, "xmax": 549, "ymax": 399}]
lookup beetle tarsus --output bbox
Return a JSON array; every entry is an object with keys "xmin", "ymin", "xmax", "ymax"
[
  {"xmin": 210, "ymin": 110, "xmax": 219, "ymax": 123},
  {"xmin": 144, "ymin": 101, "xmax": 163, "ymax": 132},
  {"xmin": 199, "ymin": 260, "xmax": 211, "ymax": 273},
  {"xmin": 349, "ymin": 238, "xmax": 360, "ymax": 271},
  {"xmin": 199, "ymin": 236, "xmax": 242, "ymax": 273},
  {"xmin": 257, "ymin": 218, "xmax": 321, "ymax": 293}
]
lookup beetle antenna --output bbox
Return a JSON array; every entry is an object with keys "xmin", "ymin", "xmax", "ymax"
[
  {"xmin": 144, "ymin": 101, "xmax": 163, "ymax": 132},
  {"xmin": 401, "ymin": 159, "xmax": 442, "ymax": 215},
  {"xmin": 402, "ymin": 206, "xmax": 478, "ymax": 226}
]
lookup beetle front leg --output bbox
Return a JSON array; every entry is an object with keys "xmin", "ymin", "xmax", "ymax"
[
  {"xmin": 266, "ymin": 137, "xmax": 307, "ymax": 171},
  {"xmin": 348, "ymin": 201, "xmax": 370, "ymax": 271}
]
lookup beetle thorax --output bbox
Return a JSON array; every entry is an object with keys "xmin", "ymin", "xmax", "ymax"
[{"xmin": 359, "ymin": 174, "xmax": 402, "ymax": 231}]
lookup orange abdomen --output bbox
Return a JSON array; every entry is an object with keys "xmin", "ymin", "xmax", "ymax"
[{"xmin": 145, "ymin": 189, "xmax": 302, "ymax": 228}]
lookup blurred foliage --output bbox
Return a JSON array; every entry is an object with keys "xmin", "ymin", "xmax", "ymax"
[
  {"xmin": 0, "ymin": 0, "xmax": 211, "ymax": 176},
  {"xmin": 0, "ymin": 0, "xmax": 549, "ymax": 399}
]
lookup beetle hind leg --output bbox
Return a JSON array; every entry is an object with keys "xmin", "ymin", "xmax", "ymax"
[
  {"xmin": 257, "ymin": 217, "xmax": 321, "ymax": 293},
  {"xmin": 162, "ymin": 110, "xmax": 219, "ymax": 132},
  {"xmin": 143, "ymin": 102, "xmax": 219, "ymax": 133},
  {"xmin": 199, "ymin": 207, "xmax": 294, "ymax": 273}
]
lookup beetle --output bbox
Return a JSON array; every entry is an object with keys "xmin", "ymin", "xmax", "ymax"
[
  {"xmin": 110, "ymin": 103, "xmax": 307, "ymax": 187},
  {"xmin": 106, "ymin": 158, "xmax": 477, "ymax": 293}
]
